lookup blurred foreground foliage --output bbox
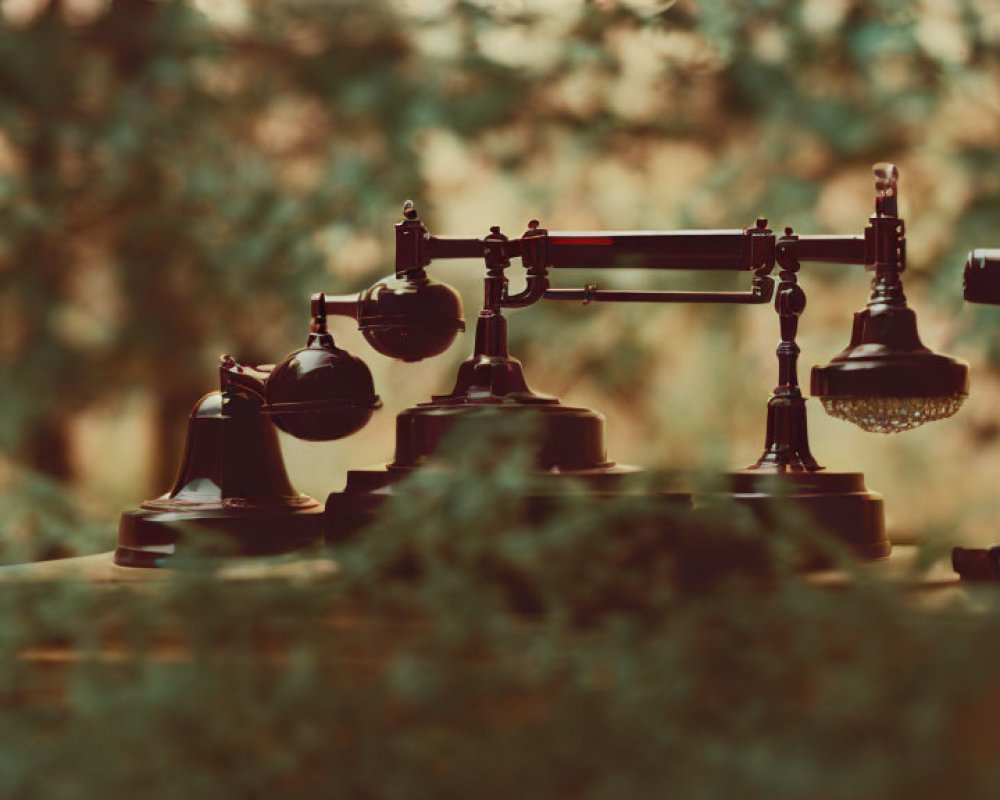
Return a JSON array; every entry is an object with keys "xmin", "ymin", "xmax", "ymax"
[
  {"xmin": 0, "ymin": 466, "xmax": 100, "ymax": 562},
  {"xmin": 0, "ymin": 421, "xmax": 998, "ymax": 798}
]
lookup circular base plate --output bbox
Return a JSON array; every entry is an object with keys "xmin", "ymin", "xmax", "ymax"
[
  {"xmin": 719, "ymin": 470, "xmax": 890, "ymax": 561},
  {"xmin": 392, "ymin": 402, "xmax": 615, "ymax": 471},
  {"xmin": 116, "ymin": 504, "xmax": 325, "ymax": 568}
]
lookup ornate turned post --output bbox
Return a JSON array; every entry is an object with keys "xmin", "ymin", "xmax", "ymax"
[
  {"xmin": 437, "ymin": 224, "xmax": 545, "ymax": 402},
  {"xmin": 474, "ymin": 226, "xmax": 511, "ymax": 359},
  {"xmin": 749, "ymin": 227, "xmax": 821, "ymax": 472}
]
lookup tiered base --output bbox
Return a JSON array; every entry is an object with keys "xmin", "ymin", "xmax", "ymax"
[
  {"xmin": 324, "ymin": 464, "xmax": 690, "ymax": 543},
  {"xmin": 721, "ymin": 470, "xmax": 890, "ymax": 561},
  {"xmin": 116, "ymin": 502, "xmax": 324, "ymax": 568},
  {"xmin": 326, "ymin": 401, "xmax": 689, "ymax": 541}
]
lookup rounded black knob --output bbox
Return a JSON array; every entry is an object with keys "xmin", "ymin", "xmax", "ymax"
[
  {"xmin": 357, "ymin": 274, "xmax": 465, "ymax": 362},
  {"xmin": 264, "ymin": 336, "xmax": 380, "ymax": 441}
]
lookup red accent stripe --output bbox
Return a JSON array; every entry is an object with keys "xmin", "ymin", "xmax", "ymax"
[{"xmin": 549, "ymin": 237, "xmax": 612, "ymax": 245}]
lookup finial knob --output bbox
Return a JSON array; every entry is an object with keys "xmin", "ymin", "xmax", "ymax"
[
  {"xmin": 402, "ymin": 200, "xmax": 418, "ymax": 220},
  {"xmin": 528, "ymin": 219, "xmax": 539, "ymax": 231},
  {"xmin": 873, "ymin": 163, "xmax": 899, "ymax": 196},
  {"xmin": 872, "ymin": 163, "xmax": 900, "ymax": 217},
  {"xmin": 486, "ymin": 224, "xmax": 508, "ymax": 243}
]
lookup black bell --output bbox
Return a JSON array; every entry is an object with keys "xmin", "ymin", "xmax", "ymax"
[{"xmin": 115, "ymin": 357, "xmax": 325, "ymax": 568}]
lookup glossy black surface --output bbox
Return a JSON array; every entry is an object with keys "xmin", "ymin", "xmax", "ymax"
[
  {"xmin": 357, "ymin": 274, "xmax": 464, "ymax": 362},
  {"xmin": 811, "ymin": 305, "xmax": 969, "ymax": 399},
  {"xmin": 264, "ymin": 331, "xmax": 381, "ymax": 441},
  {"xmin": 809, "ymin": 164, "xmax": 968, "ymax": 402},
  {"xmin": 116, "ymin": 376, "xmax": 324, "ymax": 567}
]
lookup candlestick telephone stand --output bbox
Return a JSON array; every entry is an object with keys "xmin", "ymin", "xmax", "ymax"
[{"xmin": 117, "ymin": 164, "xmax": 968, "ymax": 568}]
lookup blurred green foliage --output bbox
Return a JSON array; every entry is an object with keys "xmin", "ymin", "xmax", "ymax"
[
  {"xmin": 0, "ymin": 466, "xmax": 98, "ymax": 562},
  {"xmin": 0, "ymin": 423, "xmax": 998, "ymax": 798}
]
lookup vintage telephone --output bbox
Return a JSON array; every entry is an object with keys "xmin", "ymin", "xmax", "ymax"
[{"xmin": 116, "ymin": 164, "xmax": 969, "ymax": 568}]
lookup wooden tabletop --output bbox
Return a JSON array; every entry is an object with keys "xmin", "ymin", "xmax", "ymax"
[
  {"xmin": 0, "ymin": 544, "xmax": 968, "ymax": 591},
  {"xmin": 0, "ymin": 549, "xmax": 340, "ymax": 584}
]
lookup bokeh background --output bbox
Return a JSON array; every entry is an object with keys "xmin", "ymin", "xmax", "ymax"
[{"xmin": 2, "ymin": 0, "xmax": 1000, "ymax": 557}]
